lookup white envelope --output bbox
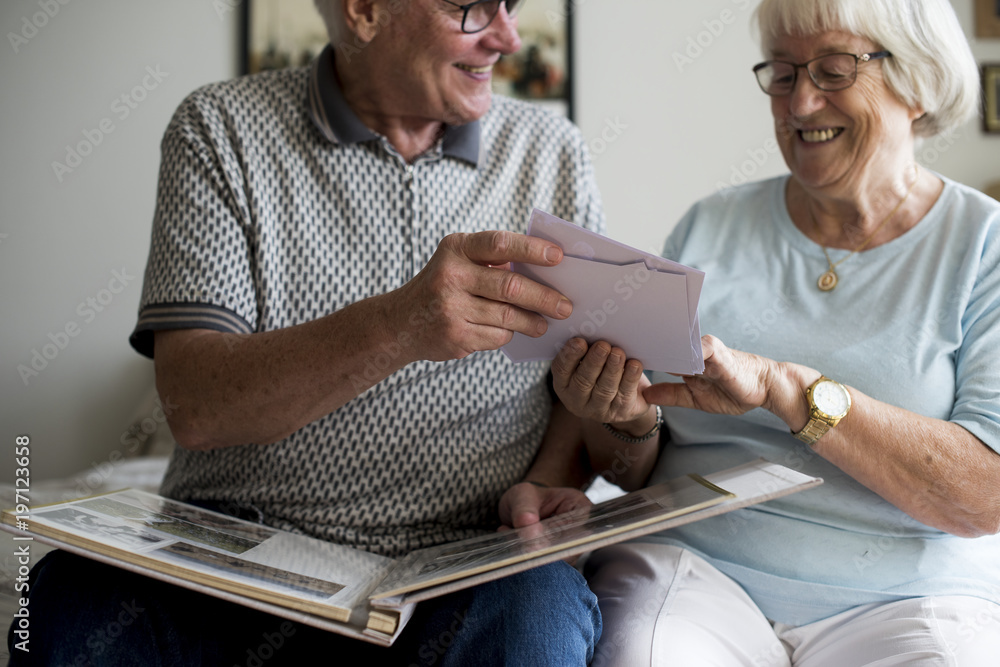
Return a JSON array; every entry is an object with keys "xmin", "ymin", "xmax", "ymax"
[{"xmin": 502, "ymin": 209, "xmax": 704, "ymax": 375}]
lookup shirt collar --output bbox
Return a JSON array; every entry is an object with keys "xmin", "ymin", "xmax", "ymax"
[{"xmin": 307, "ymin": 45, "xmax": 482, "ymax": 167}]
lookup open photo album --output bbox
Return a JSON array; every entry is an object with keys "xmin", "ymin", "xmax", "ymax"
[{"xmin": 3, "ymin": 458, "xmax": 821, "ymax": 646}]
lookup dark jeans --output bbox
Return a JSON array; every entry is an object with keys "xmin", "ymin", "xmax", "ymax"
[{"xmin": 9, "ymin": 549, "xmax": 600, "ymax": 666}]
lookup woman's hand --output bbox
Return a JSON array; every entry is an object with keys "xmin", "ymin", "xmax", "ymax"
[
  {"xmin": 645, "ymin": 335, "xmax": 793, "ymax": 418},
  {"xmin": 551, "ymin": 338, "xmax": 655, "ymax": 434}
]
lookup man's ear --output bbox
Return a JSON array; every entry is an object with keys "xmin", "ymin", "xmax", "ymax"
[{"xmin": 342, "ymin": 0, "xmax": 385, "ymax": 44}]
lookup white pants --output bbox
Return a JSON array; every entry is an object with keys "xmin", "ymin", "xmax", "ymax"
[{"xmin": 584, "ymin": 542, "xmax": 1000, "ymax": 667}]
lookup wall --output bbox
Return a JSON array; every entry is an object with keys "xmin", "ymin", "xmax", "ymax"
[
  {"xmin": 1, "ymin": 0, "xmax": 997, "ymax": 484},
  {"xmin": 0, "ymin": 0, "xmax": 238, "ymax": 483},
  {"xmin": 574, "ymin": 0, "xmax": 1000, "ymax": 252}
]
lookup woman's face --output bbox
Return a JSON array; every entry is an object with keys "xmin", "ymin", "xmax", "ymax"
[{"xmin": 768, "ymin": 31, "xmax": 922, "ymax": 196}]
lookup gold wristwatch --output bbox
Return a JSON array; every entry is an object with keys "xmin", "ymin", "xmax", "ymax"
[{"xmin": 792, "ymin": 376, "xmax": 851, "ymax": 445}]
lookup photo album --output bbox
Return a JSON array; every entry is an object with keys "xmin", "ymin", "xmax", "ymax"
[{"xmin": 3, "ymin": 458, "xmax": 821, "ymax": 646}]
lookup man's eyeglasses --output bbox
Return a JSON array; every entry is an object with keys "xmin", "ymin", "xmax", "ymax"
[
  {"xmin": 442, "ymin": 0, "xmax": 524, "ymax": 34},
  {"xmin": 752, "ymin": 51, "xmax": 892, "ymax": 96}
]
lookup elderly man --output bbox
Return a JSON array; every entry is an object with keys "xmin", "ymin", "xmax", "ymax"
[{"xmin": 10, "ymin": 0, "xmax": 604, "ymax": 664}]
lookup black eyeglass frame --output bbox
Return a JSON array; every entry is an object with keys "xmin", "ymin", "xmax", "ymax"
[
  {"xmin": 752, "ymin": 51, "xmax": 892, "ymax": 96},
  {"xmin": 441, "ymin": 0, "xmax": 523, "ymax": 34}
]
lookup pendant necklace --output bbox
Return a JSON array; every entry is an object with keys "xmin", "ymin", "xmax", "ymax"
[{"xmin": 812, "ymin": 170, "xmax": 918, "ymax": 292}]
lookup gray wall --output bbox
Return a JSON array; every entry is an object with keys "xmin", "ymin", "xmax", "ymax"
[
  {"xmin": 1, "ymin": 1, "xmax": 237, "ymax": 482},
  {"xmin": 2, "ymin": 0, "xmax": 998, "ymax": 483}
]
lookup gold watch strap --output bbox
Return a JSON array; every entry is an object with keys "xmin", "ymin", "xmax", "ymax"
[{"xmin": 793, "ymin": 417, "xmax": 832, "ymax": 445}]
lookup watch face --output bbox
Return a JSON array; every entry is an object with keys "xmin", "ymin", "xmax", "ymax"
[{"xmin": 813, "ymin": 380, "xmax": 851, "ymax": 418}]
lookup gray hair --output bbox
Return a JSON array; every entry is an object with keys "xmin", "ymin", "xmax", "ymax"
[{"xmin": 753, "ymin": 0, "xmax": 979, "ymax": 138}]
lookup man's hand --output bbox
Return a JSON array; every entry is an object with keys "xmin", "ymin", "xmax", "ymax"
[
  {"xmin": 551, "ymin": 338, "xmax": 655, "ymax": 435},
  {"xmin": 498, "ymin": 482, "xmax": 591, "ymax": 530},
  {"xmin": 391, "ymin": 231, "xmax": 573, "ymax": 361},
  {"xmin": 498, "ymin": 482, "xmax": 592, "ymax": 564}
]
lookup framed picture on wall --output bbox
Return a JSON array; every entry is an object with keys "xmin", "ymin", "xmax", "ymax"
[
  {"xmin": 984, "ymin": 64, "xmax": 1000, "ymax": 134},
  {"xmin": 975, "ymin": 0, "xmax": 1000, "ymax": 38},
  {"xmin": 240, "ymin": 0, "xmax": 328, "ymax": 74},
  {"xmin": 241, "ymin": 0, "xmax": 574, "ymax": 119},
  {"xmin": 490, "ymin": 0, "xmax": 573, "ymax": 119}
]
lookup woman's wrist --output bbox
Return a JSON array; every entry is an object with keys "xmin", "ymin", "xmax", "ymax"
[{"xmin": 764, "ymin": 361, "xmax": 820, "ymax": 432}]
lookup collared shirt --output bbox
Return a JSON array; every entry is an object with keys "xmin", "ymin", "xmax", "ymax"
[
  {"xmin": 130, "ymin": 46, "xmax": 605, "ymax": 557},
  {"xmin": 306, "ymin": 45, "xmax": 481, "ymax": 165}
]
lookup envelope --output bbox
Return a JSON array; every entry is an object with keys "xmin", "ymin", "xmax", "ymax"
[{"xmin": 501, "ymin": 209, "xmax": 704, "ymax": 375}]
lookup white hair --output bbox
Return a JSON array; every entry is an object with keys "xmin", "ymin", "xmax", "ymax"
[{"xmin": 753, "ymin": 0, "xmax": 980, "ymax": 137}]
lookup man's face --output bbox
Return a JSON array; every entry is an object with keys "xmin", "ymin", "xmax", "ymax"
[{"xmin": 367, "ymin": 0, "xmax": 522, "ymax": 125}]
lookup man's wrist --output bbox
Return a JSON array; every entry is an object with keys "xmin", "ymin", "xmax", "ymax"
[{"xmin": 370, "ymin": 291, "xmax": 421, "ymax": 367}]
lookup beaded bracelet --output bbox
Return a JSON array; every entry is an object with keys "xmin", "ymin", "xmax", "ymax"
[{"xmin": 602, "ymin": 405, "xmax": 663, "ymax": 443}]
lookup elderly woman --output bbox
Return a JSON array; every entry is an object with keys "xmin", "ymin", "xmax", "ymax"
[{"xmin": 553, "ymin": 0, "xmax": 1000, "ymax": 664}]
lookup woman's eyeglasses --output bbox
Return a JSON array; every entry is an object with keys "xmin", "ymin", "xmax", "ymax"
[{"xmin": 752, "ymin": 51, "xmax": 892, "ymax": 96}]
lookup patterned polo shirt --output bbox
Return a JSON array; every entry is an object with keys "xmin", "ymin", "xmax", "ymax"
[{"xmin": 130, "ymin": 46, "xmax": 605, "ymax": 557}]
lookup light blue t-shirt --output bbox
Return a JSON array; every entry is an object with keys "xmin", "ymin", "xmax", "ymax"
[{"xmin": 645, "ymin": 174, "xmax": 1000, "ymax": 625}]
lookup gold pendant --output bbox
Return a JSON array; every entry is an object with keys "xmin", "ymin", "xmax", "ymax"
[{"xmin": 818, "ymin": 270, "xmax": 838, "ymax": 291}]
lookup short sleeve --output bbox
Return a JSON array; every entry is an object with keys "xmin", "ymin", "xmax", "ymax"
[
  {"xmin": 536, "ymin": 109, "xmax": 606, "ymax": 238},
  {"xmin": 952, "ymin": 211, "xmax": 1000, "ymax": 451},
  {"xmin": 129, "ymin": 92, "xmax": 258, "ymax": 358},
  {"xmin": 573, "ymin": 133, "xmax": 606, "ymax": 237}
]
